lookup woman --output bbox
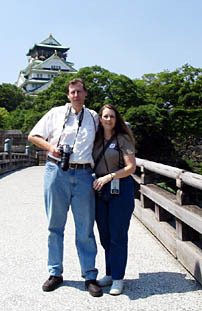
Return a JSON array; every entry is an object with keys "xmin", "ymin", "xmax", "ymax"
[{"xmin": 93, "ymin": 104, "xmax": 136, "ymax": 295}]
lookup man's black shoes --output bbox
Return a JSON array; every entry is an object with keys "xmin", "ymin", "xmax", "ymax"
[
  {"xmin": 42, "ymin": 275, "xmax": 63, "ymax": 292},
  {"xmin": 85, "ymin": 279, "xmax": 103, "ymax": 297},
  {"xmin": 42, "ymin": 276, "xmax": 102, "ymax": 297}
]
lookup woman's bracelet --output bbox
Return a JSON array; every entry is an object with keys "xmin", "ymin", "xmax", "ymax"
[{"xmin": 110, "ymin": 173, "xmax": 115, "ymax": 181}]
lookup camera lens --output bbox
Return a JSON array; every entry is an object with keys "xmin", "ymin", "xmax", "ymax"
[{"xmin": 60, "ymin": 144, "xmax": 72, "ymax": 171}]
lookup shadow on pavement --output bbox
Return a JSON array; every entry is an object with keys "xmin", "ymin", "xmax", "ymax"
[
  {"xmin": 61, "ymin": 272, "xmax": 201, "ymax": 299},
  {"xmin": 61, "ymin": 280, "xmax": 86, "ymax": 292},
  {"xmin": 123, "ymin": 272, "xmax": 202, "ymax": 300},
  {"xmin": 0, "ymin": 168, "xmax": 25, "ymax": 179}
]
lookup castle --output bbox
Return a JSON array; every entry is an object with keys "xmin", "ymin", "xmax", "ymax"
[{"xmin": 16, "ymin": 34, "xmax": 77, "ymax": 95}]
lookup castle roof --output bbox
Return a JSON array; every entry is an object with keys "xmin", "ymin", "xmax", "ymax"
[{"xmin": 26, "ymin": 34, "xmax": 69, "ymax": 56}]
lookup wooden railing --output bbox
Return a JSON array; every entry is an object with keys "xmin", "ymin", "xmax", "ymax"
[
  {"xmin": 0, "ymin": 152, "xmax": 39, "ymax": 175},
  {"xmin": 133, "ymin": 158, "xmax": 202, "ymax": 285}
]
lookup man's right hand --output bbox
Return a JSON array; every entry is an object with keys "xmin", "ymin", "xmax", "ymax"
[
  {"xmin": 28, "ymin": 135, "xmax": 62, "ymax": 158},
  {"xmin": 49, "ymin": 145, "xmax": 61, "ymax": 158}
]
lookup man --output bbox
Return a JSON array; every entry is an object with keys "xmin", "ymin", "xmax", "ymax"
[{"xmin": 28, "ymin": 78, "xmax": 102, "ymax": 297}]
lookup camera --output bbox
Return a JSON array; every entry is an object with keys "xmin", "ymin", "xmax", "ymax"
[
  {"xmin": 97, "ymin": 190, "xmax": 103, "ymax": 198},
  {"xmin": 58, "ymin": 144, "xmax": 73, "ymax": 171}
]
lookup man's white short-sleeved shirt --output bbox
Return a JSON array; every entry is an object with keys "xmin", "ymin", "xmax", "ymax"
[{"xmin": 29, "ymin": 103, "xmax": 98, "ymax": 166}]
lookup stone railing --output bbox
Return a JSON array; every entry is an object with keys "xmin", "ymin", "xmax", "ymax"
[
  {"xmin": 133, "ymin": 158, "xmax": 202, "ymax": 285},
  {"xmin": 0, "ymin": 152, "xmax": 39, "ymax": 175}
]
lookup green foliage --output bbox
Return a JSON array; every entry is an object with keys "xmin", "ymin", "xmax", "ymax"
[
  {"xmin": 0, "ymin": 64, "xmax": 201, "ymax": 173},
  {"xmin": 155, "ymin": 182, "xmax": 176, "ymax": 194},
  {"xmin": 6, "ymin": 109, "xmax": 29, "ymax": 130},
  {"xmin": 27, "ymin": 66, "xmax": 138, "ymax": 117},
  {"xmin": 0, "ymin": 107, "xmax": 9, "ymax": 129},
  {"xmin": 72, "ymin": 66, "xmax": 138, "ymax": 114},
  {"xmin": 197, "ymin": 163, "xmax": 202, "ymax": 175},
  {"xmin": 124, "ymin": 104, "xmax": 173, "ymax": 159},
  {"xmin": 136, "ymin": 64, "xmax": 202, "ymax": 109},
  {"xmin": 21, "ymin": 110, "xmax": 45, "ymax": 133},
  {"xmin": 169, "ymin": 108, "xmax": 202, "ymax": 137},
  {"xmin": 0, "ymin": 83, "xmax": 31, "ymax": 112},
  {"xmin": 125, "ymin": 104, "xmax": 168, "ymax": 134}
]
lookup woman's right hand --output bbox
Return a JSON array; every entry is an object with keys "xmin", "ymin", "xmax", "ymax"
[{"xmin": 93, "ymin": 174, "xmax": 112, "ymax": 191}]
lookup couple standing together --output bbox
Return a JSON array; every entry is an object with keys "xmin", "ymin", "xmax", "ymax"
[{"xmin": 28, "ymin": 78, "xmax": 136, "ymax": 297}]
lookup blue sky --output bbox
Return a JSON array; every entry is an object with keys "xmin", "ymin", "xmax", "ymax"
[{"xmin": 1, "ymin": 0, "xmax": 202, "ymax": 84}]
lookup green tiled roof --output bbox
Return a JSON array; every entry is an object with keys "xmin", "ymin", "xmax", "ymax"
[{"xmin": 40, "ymin": 34, "xmax": 61, "ymax": 46}]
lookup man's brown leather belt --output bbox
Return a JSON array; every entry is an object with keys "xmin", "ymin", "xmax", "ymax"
[
  {"xmin": 69, "ymin": 163, "xmax": 91, "ymax": 169},
  {"xmin": 47, "ymin": 156, "xmax": 91, "ymax": 169}
]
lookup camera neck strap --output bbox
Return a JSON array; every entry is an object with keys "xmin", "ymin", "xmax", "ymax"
[{"xmin": 57, "ymin": 106, "xmax": 84, "ymax": 149}]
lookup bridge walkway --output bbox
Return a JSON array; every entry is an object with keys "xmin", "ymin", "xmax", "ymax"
[{"xmin": 0, "ymin": 166, "xmax": 201, "ymax": 311}]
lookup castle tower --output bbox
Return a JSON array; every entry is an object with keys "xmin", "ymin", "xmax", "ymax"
[{"xmin": 16, "ymin": 34, "xmax": 77, "ymax": 94}]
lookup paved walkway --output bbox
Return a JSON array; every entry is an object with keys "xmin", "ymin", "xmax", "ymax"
[{"xmin": 0, "ymin": 166, "xmax": 202, "ymax": 311}]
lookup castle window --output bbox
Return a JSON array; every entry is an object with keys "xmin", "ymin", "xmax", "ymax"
[{"xmin": 51, "ymin": 65, "xmax": 61, "ymax": 70}]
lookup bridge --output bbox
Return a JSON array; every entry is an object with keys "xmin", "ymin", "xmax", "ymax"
[{"xmin": 0, "ymin": 157, "xmax": 202, "ymax": 310}]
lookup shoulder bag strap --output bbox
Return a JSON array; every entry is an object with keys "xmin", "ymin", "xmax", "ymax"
[{"xmin": 94, "ymin": 135, "xmax": 115, "ymax": 171}]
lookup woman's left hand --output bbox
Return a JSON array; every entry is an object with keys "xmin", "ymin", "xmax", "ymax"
[{"xmin": 93, "ymin": 175, "xmax": 112, "ymax": 191}]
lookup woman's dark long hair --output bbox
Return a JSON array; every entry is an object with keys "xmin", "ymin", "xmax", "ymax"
[{"xmin": 96, "ymin": 104, "xmax": 135, "ymax": 147}]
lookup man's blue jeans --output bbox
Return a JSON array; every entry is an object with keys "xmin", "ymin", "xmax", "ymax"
[{"xmin": 44, "ymin": 161, "xmax": 98, "ymax": 280}]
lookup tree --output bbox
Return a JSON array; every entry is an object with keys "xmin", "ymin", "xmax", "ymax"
[
  {"xmin": 125, "ymin": 104, "xmax": 172, "ymax": 160},
  {"xmin": 22, "ymin": 110, "xmax": 45, "ymax": 133},
  {"xmin": 0, "ymin": 107, "xmax": 9, "ymax": 129},
  {"xmin": 2, "ymin": 65, "xmax": 201, "ymax": 173},
  {"xmin": 177, "ymin": 64, "xmax": 202, "ymax": 108},
  {"xmin": 75, "ymin": 66, "xmax": 138, "ymax": 114},
  {"xmin": 135, "ymin": 64, "xmax": 202, "ymax": 109},
  {"xmin": 7, "ymin": 108, "xmax": 28, "ymax": 130},
  {"xmin": 30, "ymin": 66, "xmax": 138, "ymax": 115},
  {"xmin": 0, "ymin": 83, "xmax": 30, "ymax": 112}
]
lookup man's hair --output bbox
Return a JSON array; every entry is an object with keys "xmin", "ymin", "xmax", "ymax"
[{"xmin": 67, "ymin": 78, "xmax": 87, "ymax": 93}]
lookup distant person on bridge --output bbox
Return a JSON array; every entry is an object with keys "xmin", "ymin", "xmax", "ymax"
[
  {"xmin": 93, "ymin": 104, "xmax": 136, "ymax": 295},
  {"xmin": 28, "ymin": 78, "xmax": 103, "ymax": 297}
]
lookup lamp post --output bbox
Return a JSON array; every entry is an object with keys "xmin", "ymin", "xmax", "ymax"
[
  {"xmin": 4, "ymin": 138, "xmax": 11, "ymax": 153},
  {"xmin": 25, "ymin": 145, "xmax": 30, "ymax": 156}
]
